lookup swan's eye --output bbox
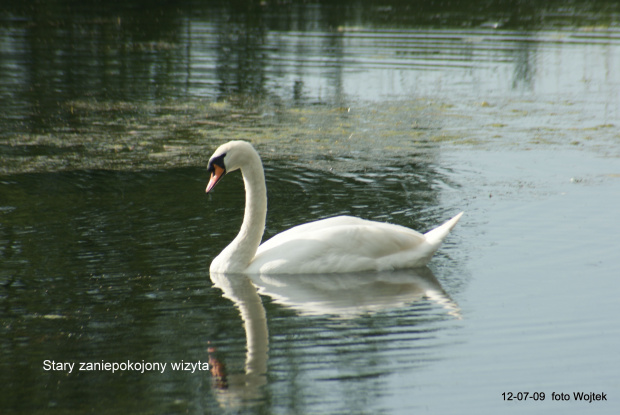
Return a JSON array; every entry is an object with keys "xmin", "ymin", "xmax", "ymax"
[
  {"xmin": 207, "ymin": 153, "xmax": 227, "ymax": 174},
  {"xmin": 206, "ymin": 153, "xmax": 227, "ymax": 193}
]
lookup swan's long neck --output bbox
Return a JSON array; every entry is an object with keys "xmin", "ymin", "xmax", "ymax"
[
  {"xmin": 217, "ymin": 151, "xmax": 267, "ymax": 273},
  {"xmin": 238, "ymin": 158, "xmax": 267, "ymax": 263}
]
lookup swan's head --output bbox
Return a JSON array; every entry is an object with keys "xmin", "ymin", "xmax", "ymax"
[{"xmin": 206, "ymin": 140, "xmax": 258, "ymax": 193}]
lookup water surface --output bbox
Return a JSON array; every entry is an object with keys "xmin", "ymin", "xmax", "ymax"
[{"xmin": 1, "ymin": 1, "xmax": 620, "ymax": 414}]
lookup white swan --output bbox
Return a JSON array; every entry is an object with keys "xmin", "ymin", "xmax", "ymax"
[{"xmin": 206, "ymin": 140, "xmax": 463, "ymax": 274}]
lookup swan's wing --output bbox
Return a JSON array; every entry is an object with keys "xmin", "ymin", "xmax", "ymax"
[
  {"xmin": 262, "ymin": 216, "xmax": 364, "ymax": 240},
  {"xmin": 249, "ymin": 216, "xmax": 432, "ymax": 274}
]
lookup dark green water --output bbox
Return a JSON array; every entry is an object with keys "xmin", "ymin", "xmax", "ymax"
[
  {"xmin": 2, "ymin": 1, "xmax": 620, "ymax": 414},
  {"xmin": 1, "ymin": 164, "xmax": 463, "ymax": 414}
]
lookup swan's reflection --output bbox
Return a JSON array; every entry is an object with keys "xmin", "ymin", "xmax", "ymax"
[
  {"xmin": 208, "ymin": 272, "xmax": 268, "ymax": 408},
  {"xmin": 251, "ymin": 267, "xmax": 460, "ymax": 318},
  {"xmin": 208, "ymin": 267, "xmax": 460, "ymax": 408}
]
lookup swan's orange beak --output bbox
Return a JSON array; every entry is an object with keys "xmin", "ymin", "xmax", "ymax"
[{"xmin": 206, "ymin": 165, "xmax": 225, "ymax": 193}]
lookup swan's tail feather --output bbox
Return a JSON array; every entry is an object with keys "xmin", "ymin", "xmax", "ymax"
[{"xmin": 423, "ymin": 212, "xmax": 464, "ymax": 247}]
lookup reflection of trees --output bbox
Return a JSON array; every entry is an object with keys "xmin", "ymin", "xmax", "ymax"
[
  {"xmin": 2, "ymin": 0, "xmax": 616, "ymax": 133},
  {"xmin": 512, "ymin": 35, "xmax": 535, "ymax": 91},
  {"xmin": 209, "ymin": 2, "xmax": 349, "ymax": 103},
  {"xmin": 213, "ymin": 5, "xmax": 268, "ymax": 98},
  {"xmin": 1, "ymin": 1, "xmax": 187, "ymax": 133},
  {"xmin": 1, "ymin": 0, "xmax": 618, "ymax": 148}
]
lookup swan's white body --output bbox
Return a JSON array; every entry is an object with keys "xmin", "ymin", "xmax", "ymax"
[{"xmin": 206, "ymin": 141, "xmax": 462, "ymax": 274}]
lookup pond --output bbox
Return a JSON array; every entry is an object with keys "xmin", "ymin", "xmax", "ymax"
[{"xmin": 1, "ymin": 1, "xmax": 619, "ymax": 414}]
